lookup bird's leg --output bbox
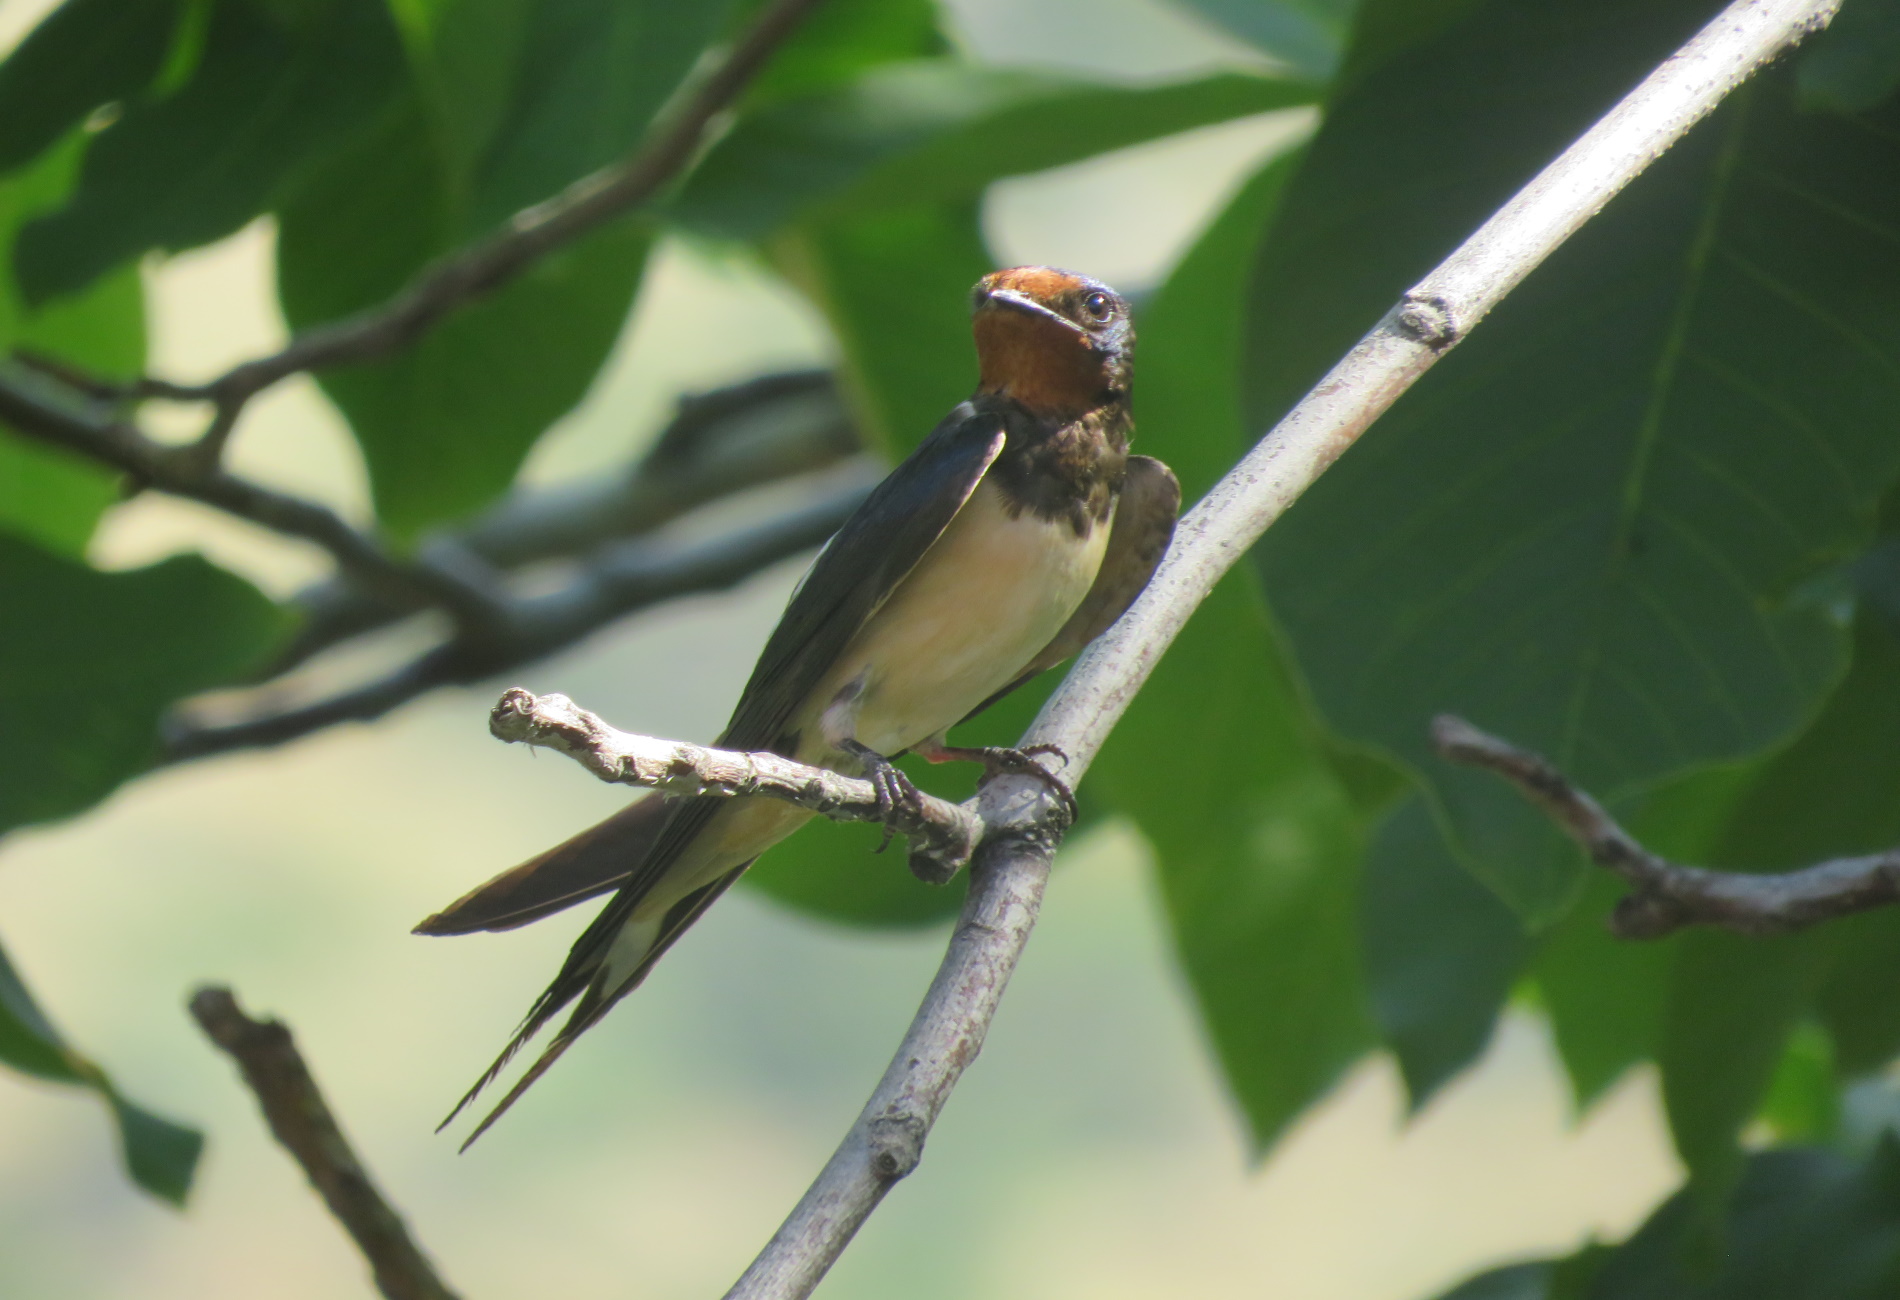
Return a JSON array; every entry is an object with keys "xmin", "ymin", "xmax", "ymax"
[
  {"xmin": 838, "ymin": 739, "xmax": 923, "ymax": 853},
  {"xmin": 915, "ymin": 736, "xmax": 1077, "ymax": 824}
]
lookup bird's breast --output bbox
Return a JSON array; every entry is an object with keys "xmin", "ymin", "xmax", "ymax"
[{"xmin": 806, "ymin": 476, "xmax": 1110, "ymax": 761}]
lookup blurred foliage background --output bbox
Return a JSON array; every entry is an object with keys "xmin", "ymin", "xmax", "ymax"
[{"xmin": 3, "ymin": 0, "xmax": 1900, "ymax": 1295}]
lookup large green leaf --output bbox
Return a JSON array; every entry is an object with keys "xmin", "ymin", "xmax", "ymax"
[
  {"xmin": 1090, "ymin": 153, "xmax": 1376, "ymax": 1151},
  {"xmin": 772, "ymin": 199, "xmax": 992, "ymax": 456},
  {"xmin": 0, "ymin": 930, "xmax": 202, "ymax": 1205},
  {"xmin": 743, "ymin": 0, "xmax": 948, "ymax": 106},
  {"xmin": 462, "ymin": 0, "xmax": 739, "ymax": 231},
  {"xmin": 672, "ymin": 63, "xmax": 1320, "ymax": 242},
  {"xmin": 0, "ymin": 135, "xmax": 142, "ymax": 555},
  {"xmin": 0, "ymin": 0, "xmax": 188, "ymax": 176},
  {"xmin": 1248, "ymin": 0, "xmax": 1900, "ymax": 921},
  {"xmin": 276, "ymin": 98, "xmax": 651, "ymax": 535},
  {"xmin": 16, "ymin": 0, "xmax": 407, "ymax": 304},
  {"xmin": 0, "ymin": 535, "xmax": 285, "ymax": 834},
  {"xmin": 1363, "ymin": 795, "xmax": 1530, "ymax": 1108},
  {"xmin": 1798, "ymin": 0, "xmax": 1900, "ymax": 114}
]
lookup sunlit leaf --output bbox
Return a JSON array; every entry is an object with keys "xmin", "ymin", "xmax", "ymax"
[
  {"xmin": 674, "ymin": 63, "xmax": 1319, "ymax": 241},
  {"xmin": 0, "ymin": 535, "xmax": 286, "ymax": 834},
  {"xmin": 16, "ymin": 0, "xmax": 406, "ymax": 303}
]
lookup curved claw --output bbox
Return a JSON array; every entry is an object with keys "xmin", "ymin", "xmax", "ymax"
[
  {"xmin": 842, "ymin": 740, "xmax": 922, "ymax": 852},
  {"xmin": 923, "ymin": 742, "xmax": 1077, "ymax": 825}
]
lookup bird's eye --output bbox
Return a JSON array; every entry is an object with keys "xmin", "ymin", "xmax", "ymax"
[{"xmin": 1082, "ymin": 290, "xmax": 1114, "ymax": 322}]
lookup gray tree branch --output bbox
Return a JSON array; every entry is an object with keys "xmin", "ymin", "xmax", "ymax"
[
  {"xmin": 488, "ymin": 688, "xmax": 983, "ymax": 883},
  {"xmin": 719, "ymin": 1, "xmax": 1844, "ymax": 1296},
  {"xmin": 1431, "ymin": 714, "xmax": 1900, "ymax": 939},
  {"xmin": 189, "ymin": 987, "xmax": 461, "ymax": 1300}
]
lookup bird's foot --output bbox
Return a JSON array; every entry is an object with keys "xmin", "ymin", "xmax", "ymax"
[
  {"xmin": 840, "ymin": 740, "xmax": 923, "ymax": 852},
  {"xmin": 922, "ymin": 742, "xmax": 1077, "ymax": 824}
]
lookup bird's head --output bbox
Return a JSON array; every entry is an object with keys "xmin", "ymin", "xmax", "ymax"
[{"xmin": 971, "ymin": 267, "xmax": 1133, "ymax": 419}]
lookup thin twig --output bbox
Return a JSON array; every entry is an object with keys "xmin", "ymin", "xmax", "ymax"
[
  {"xmin": 1430, "ymin": 715, "xmax": 1900, "ymax": 938},
  {"xmin": 189, "ymin": 987, "xmax": 461, "ymax": 1300},
  {"xmin": 160, "ymin": 475, "xmax": 869, "ymax": 761},
  {"xmin": 266, "ymin": 369, "xmax": 858, "ymax": 678},
  {"xmin": 0, "ymin": 362, "xmax": 505, "ymax": 628},
  {"xmin": 721, "ymin": 1, "xmax": 1841, "ymax": 1295},
  {"xmin": 489, "ymin": 689, "xmax": 982, "ymax": 882}
]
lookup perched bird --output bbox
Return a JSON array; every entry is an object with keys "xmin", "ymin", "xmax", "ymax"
[{"xmin": 426, "ymin": 266, "xmax": 1179, "ymax": 1146}]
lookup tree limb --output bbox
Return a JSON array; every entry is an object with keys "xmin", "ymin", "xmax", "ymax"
[
  {"xmin": 487, "ymin": 688, "xmax": 983, "ymax": 883},
  {"xmin": 189, "ymin": 987, "xmax": 461, "ymax": 1300},
  {"xmin": 0, "ymin": 362, "xmax": 505, "ymax": 630},
  {"xmin": 263, "ymin": 369, "xmax": 859, "ymax": 679},
  {"xmin": 719, "ymin": 1, "xmax": 1842, "ymax": 1295},
  {"xmin": 1431, "ymin": 715, "xmax": 1900, "ymax": 939},
  {"xmin": 160, "ymin": 473, "xmax": 872, "ymax": 761}
]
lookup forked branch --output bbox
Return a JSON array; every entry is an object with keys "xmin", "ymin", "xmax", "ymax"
[{"xmin": 1432, "ymin": 715, "xmax": 1900, "ymax": 939}]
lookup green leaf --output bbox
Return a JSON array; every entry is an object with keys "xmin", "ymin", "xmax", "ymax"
[
  {"xmin": 1531, "ymin": 872, "xmax": 1674, "ymax": 1111},
  {"xmin": 0, "ymin": 135, "xmax": 142, "ymax": 554},
  {"xmin": 673, "ymin": 63, "xmax": 1321, "ymax": 242},
  {"xmin": 1589, "ymin": 1143, "xmax": 1900, "ymax": 1298},
  {"xmin": 1799, "ymin": 0, "xmax": 1900, "ymax": 115},
  {"xmin": 1091, "ymin": 151, "xmax": 1375, "ymax": 1152},
  {"xmin": 743, "ymin": 0, "xmax": 948, "ymax": 105},
  {"xmin": 0, "ymin": 534, "xmax": 286, "ymax": 834},
  {"xmin": 1363, "ymin": 795, "xmax": 1530, "ymax": 1108},
  {"xmin": 16, "ymin": 0, "xmax": 407, "ymax": 304},
  {"xmin": 276, "ymin": 99, "xmax": 652, "ymax": 535},
  {"xmin": 0, "ymin": 0, "xmax": 188, "ymax": 175},
  {"xmin": 1429, "ymin": 1144, "xmax": 1900, "ymax": 1299},
  {"xmin": 1164, "ymin": 0, "xmax": 1356, "ymax": 79},
  {"xmin": 464, "ymin": 0, "xmax": 740, "ymax": 231},
  {"xmin": 773, "ymin": 200, "xmax": 992, "ymax": 456},
  {"xmin": 0, "ymin": 932, "xmax": 203, "ymax": 1205},
  {"xmin": 1249, "ymin": 0, "xmax": 1900, "ymax": 921},
  {"xmin": 1661, "ymin": 929, "xmax": 1826, "ymax": 1193},
  {"xmin": 1758, "ymin": 1021, "xmax": 1841, "ymax": 1145}
]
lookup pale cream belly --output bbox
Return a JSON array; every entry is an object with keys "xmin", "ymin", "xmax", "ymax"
[
  {"xmin": 807, "ymin": 476, "xmax": 1108, "ymax": 760},
  {"xmin": 625, "ymin": 477, "xmax": 1107, "ymax": 925}
]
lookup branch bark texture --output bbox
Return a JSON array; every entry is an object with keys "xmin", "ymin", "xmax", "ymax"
[
  {"xmin": 722, "ymin": 1, "xmax": 1843, "ymax": 1296},
  {"xmin": 189, "ymin": 987, "xmax": 460, "ymax": 1300},
  {"xmin": 489, "ymin": 689, "xmax": 982, "ymax": 883},
  {"xmin": 1432, "ymin": 715, "xmax": 1900, "ymax": 938}
]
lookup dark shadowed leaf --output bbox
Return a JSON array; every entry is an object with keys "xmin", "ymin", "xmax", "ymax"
[
  {"xmin": 1798, "ymin": 0, "xmax": 1900, "ymax": 114},
  {"xmin": 1363, "ymin": 796, "xmax": 1530, "ymax": 1108},
  {"xmin": 744, "ymin": 0, "xmax": 947, "ymax": 105},
  {"xmin": 276, "ymin": 100, "xmax": 651, "ymax": 536},
  {"xmin": 674, "ymin": 63, "xmax": 1319, "ymax": 241},
  {"xmin": 16, "ymin": 0, "xmax": 406, "ymax": 304},
  {"xmin": 773, "ymin": 200, "xmax": 992, "ymax": 455},
  {"xmin": 0, "ymin": 535, "xmax": 285, "ymax": 834},
  {"xmin": 1531, "ymin": 872, "xmax": 1674, "ymax": 1112},
  {"xmin": 0, "ymin": 135, "xmax": 142, "ymax": 554},
  {"xmin": 0, "ymin": 933, "xmax": 203, "ymax": 1204},
  {"xmin": 1249, "ymin": 0, "xmax": 1900, "ymax": 921},
  {"xmin": 1091, "ymin": 152, "xmax": 1375, "ymax": 1151},
  {"xmin": 1661, "ymin": 929, "xmax": 1825, "ymax": 1194},
  {"xmin": 0, "ymin": 0, "xmax": 187, "ymax": 176}
]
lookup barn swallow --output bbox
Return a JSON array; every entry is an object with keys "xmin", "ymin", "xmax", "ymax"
[{"xmin": 427, "ymin": 266, "xmax": 1180, "ymax": 1146}]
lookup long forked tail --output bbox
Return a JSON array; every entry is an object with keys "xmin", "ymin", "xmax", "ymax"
[{"xmin": 443, "ymin": 864, "xmax": 750, "ymax": 1149}]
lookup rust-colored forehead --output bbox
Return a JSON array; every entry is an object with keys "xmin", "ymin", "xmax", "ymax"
[{"xmin": 979, "ymin": 266, "xmax": 1089, "ymax": 304}]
